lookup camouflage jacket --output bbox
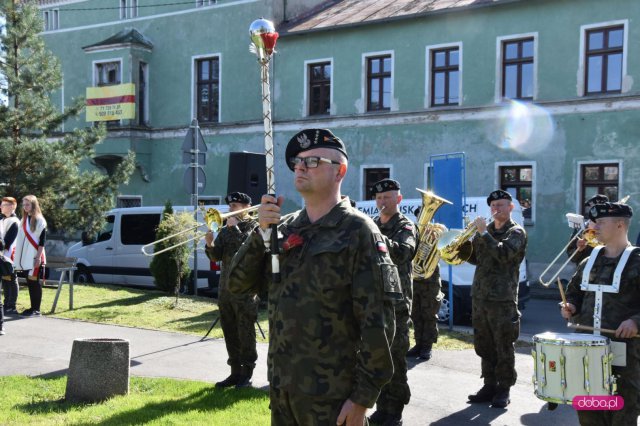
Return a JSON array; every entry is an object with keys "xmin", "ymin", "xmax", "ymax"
[
  {"xmin": 467, "ymin": 218, "xmax": 527, "ymax": 302},
  {"xmin": 205, "ymin": 218, "xmax": 258, "ymax": 294},
  {"xmin": 227, "ymin": 198, "xmax": 399, "ymax": 407},
  {"xmin": 566, "ymin": 248, "xmax": 640, "ymax": 334},
  {"xmin": 375, "ymin": 212, "xmax": 416, "ymax": 312}
]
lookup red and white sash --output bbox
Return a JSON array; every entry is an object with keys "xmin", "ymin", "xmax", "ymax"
[{"xmin": 22, "ymin": 218, "xmax": 46, "ymax": 265}]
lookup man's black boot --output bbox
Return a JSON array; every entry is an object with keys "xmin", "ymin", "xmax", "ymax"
[
  {"xmin": 417, "ymin": 344, "xmax": 432, "ymax": 360},
  {"xmin": 467, "ymin": 384, "xmax": 496, "ymax": 403},
  {"xmin": 235, "ymin": 365, "xmax": 254, "ymax": 388},
  {"xmin": 367, "ymin": 410, "xmax": 389, "ymax": 425},
  {"xmin": 491, "ymin": 387, "xmax": 511, "ymax": 408},
  {"xmin": 216, "ymin": 366, "xmax": 241, "ymax": 388},
  {"xmin": 406, "ymin": 345, "xmax": 420, "ymax": 357}
]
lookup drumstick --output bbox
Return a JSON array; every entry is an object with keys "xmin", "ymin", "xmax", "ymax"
[
  {"xmin": 568, "ymin": 323, "xmax": 640, "ymax": 339},
  {"xmin": 557, "ymin": 277, "xmax": 567, "ymax": 306}
]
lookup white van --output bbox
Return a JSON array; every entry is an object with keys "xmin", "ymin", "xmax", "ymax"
[
  {"xmin": 65, "ymin": 205, "xmax": 228, "ymax": 291},
  {"xmin": 356, "ymin": 196, "xmax": 530, "ymax": 324}
]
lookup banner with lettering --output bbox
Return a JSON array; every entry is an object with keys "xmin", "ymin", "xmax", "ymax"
[{"xmin": 86, "ymin": 83, "xmax": 135, "ymax": 121}]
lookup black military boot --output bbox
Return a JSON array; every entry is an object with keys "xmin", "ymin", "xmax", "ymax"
[
  {"xmin": 235, "ymin": 365, "xmax": 254, "ymax": 388},
  {"xmin": 367, "ymin": 410, "xmax": 389, "ymax": 425},
  {"xmin": 467, "ymin": 384, "xmax": 496, "ymax": 403},
  {"xmin": 417, "ymin": 344, "xmax": 432, "ymax": 361},
  {"xmin": 491, "ymin": 387, "xmax": 511, "ymax": 408},
  {"xmin": 381, "ymin": 413, "xmax": 403, "ymax": 426},
  {"xmin": 215, "ymin": 366, "xmax": 241, "ymax": 388},
  {"xmin": 406, "ymin": 345, "xmax": 420, "ymax": 357}
]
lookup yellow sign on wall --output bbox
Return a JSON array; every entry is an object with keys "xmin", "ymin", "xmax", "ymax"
[{"xmin": 86, "ymin": 83, "xmax": 136, "ymax": 121}]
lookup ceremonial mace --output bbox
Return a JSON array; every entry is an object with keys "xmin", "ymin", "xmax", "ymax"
[{"xmin": 249, "ymin": 19, "xmax": 281, "ymax": 283}]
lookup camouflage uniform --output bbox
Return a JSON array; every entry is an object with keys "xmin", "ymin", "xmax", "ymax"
[
  {"xmin": 374, "ymin": 212, "xmax": 417, "ymax": 417},
  {"xmin": 205, "ymin": 218, "xmax": 260, "ymax": 376},
  {"xmin": 227, "ymin": 198, "xmax": 399, "ymax": 425},
  {"xmin": 466, "ymin": 218, "xmax": 527, "ymax": 389},
  {"xmin": 565, "ymin": 248, "xmax": 640, "ymax": 426},
  {"xmin": 411, "ymin": 265, "xmax": 443, "ymax": 350}
]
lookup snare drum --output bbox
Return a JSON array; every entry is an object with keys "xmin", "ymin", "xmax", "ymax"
[{"xmin": 532, "ymin": 332, "xmax": 616, "ymax": 404}]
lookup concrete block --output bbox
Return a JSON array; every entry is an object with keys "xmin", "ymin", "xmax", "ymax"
[{"xmin": 65, "ymin": 338, "xmax": 130, "ymax": 402}]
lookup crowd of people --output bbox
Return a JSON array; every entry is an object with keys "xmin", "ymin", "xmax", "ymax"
[{"xmin": 0, "ymin": 195, "xmax": 48, "ymax": 336}]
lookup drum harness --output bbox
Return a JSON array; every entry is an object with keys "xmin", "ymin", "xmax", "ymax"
[{"xmin": 580, "ymin": 245, "xmax": 636, "ymax": 335}]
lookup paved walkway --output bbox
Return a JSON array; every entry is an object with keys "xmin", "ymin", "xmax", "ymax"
[{"xmin": 1, "ymin": 314, "xmax": 579, "ymax": 425}]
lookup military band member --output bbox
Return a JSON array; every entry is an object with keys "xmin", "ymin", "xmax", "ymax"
[
  {"xmin": 566, "ymin": 194, "xmax": 609, "ymax": 265},
  {"xmin": 561, "ymin": 201, "xmax": 640, "ymax": 426},
  {"xmin": 227, "ymin": 129, "xmax": 399, "ymax": 426},
  {"xmin": 466, "ymin": 189, "xmax": 527, "ymax": 409},
  {"xmin": 204, "ymin": 192, "xmax": 260, "ymax": 388},
  {"xmin": 369, "ymin": 178, "xmax": 417, "ymax": 426}
]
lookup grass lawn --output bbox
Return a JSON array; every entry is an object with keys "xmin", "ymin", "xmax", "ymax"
[{"xmin": 0, "ymin": 376, "xmax": 270, "ymax": 425}]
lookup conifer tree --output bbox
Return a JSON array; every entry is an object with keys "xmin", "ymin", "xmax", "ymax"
[{"xmin": 0, "ymin": 0, "xmax": 135, "ymax": 234}]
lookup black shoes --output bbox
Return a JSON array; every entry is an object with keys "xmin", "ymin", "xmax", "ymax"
[
  {"xmin": 468, "ymin": 384, "xmax": 497, "ymax": 403},
  {"xmin": 21, "ymin": 309, "xmax": 41, "ymax": 317},
  {"xmin": 368, "ymin": 411, "xmax": 402, "ymax": 426},
  {"xmin": 215, "ymin": 374, "xmax": 240, "ymax": 388},
  {"xmin": 4, "ymin": 307, "xmax": 17, "ymax": 315},
  {"xmin": 417, "ymin": 346, "xmax": 432, "ymax": 361},
  {"xmin": 491, "ymin": 387, "xmax": 511, "ymax": 408},
  {"xmin": 235, "ymin": 366, "xmax": 254, "ymax": 388},
  {"xmin": 406, "ymin": 345, "xmax": 420, "ymax": 357}
]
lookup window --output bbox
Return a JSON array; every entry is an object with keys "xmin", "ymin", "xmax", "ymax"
[
  {"xmin": 43, "ymin": 11, "xmax": 49, "ymax": 30},
  {"xmin": 117, "ymin": 196, "xmax": 142, "ymax": 208},
  {"xmin": 502, "ymin": 38, "xmax": 534, "ymax": 100},
  {"xmin": 96, "ymin": 215, "xmax": 115, "ymax": 242},
  {"xmin": 199, "ymin": 196, "xmax": 222, "ymax": 205},
  {"xmin": 585, "ymin": 26, "xmax": 624, "ymax": 94},
  {"xmin": 500, "ymin": 164, "xmax": 533, "ymax": 222},
  {"xmin": 52, "ymin": 10, "xmax": 59, "ymax": 30},
  {"xmin": 431, "ymin": 47, "xmax": 459, "ymax": 106},
  {"xmin": 96, "ymin": 62, "xmax": 121, "ymax": 86},
  {"xmin": 121, "ymin": 214, "xmax": 161, "ymax": 245},
  {"xmin": 120, "ymin": 0, "xmax": 127, "ymax": 19},
  {"xmin": 363, "ymin": 167, "xmax": 390, "ymax": 200},
  {"xmin": 308, "ymin": 62, "xmax": 331, "ymax": 116},
  {"xmin": 366, "ymin": 55, "xmax": 391, "ymax": 112},
  {"xmin": 130, "ymin": 0, "xmax": 138, "ymax": 18},
  {"xmin": 581, "ymin": 163, "xmax": 619, "ymax": 210},
  {"xmin": 138, "ymin": 62, "xmax": 148, "ymax": 125},
  {"xmin": 195, "ymin": 57, "xmax": 220, "ymax": 123},
  {"xmin": 196, "ymin": 0, "xmax": 214, "ymax": 7}
]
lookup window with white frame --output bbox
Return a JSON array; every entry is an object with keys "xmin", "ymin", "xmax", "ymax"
[
  {"xmin": 307, "ymin": 61, "xmax": 332, "ymax": 116},
  {"xmin": 120, "ymin": 0, "xmax": 127, "ymax": 19},
  {"xmin": 130, "ymin": 0, "xmax": 138, "ymax": 18},
  {"xmin": 196, "ymin": 0, "xmax": 215, "ymax": 7},
  {"xmin": 585, "ymin": 25, "xmax": 624, "ymax": 95},
  {"xmin": 52, "ymin": 10, "xmax": 59, "ymax": 29},
  {"xmin": 195, "ymin": 56, "xmax": 220, "ymax": 123},
  {"xmin": 365, "ymin": 54, "xmax": 392, "ymax": 112},
  {"xmin": 499, "ymin": 163, "xmax": 534, "ymax": 223},
  {"xmin": 580, "ymin": 162, "xmax": 620, "ymax": 211},
  {"xmin": 43, "ymin": 11, "xmax": 49, "ymax": 30},
  {"xmin": 429, "ymin": 46, "xmax": 460, "ymax": 106},
  {"xmin": 138, "ymin": 62, "xmax": 148, "ymax": 125},
  {"xmin": 363, "ymin": 167, "xmax": 390, "ymax": 200},
  {"xmin": 496, "ymin": 34, "xmax": 536, "ymax": 102},
  {"xmin": 94, "ymin": 60, "xmax": 122, "ymax": 126}
]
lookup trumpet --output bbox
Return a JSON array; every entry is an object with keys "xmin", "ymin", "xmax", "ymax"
[
  {"xmin": 141, "ymin": 205, "xmax": 259, "ymax": 256},
  {"xmin": 437, "ymin": 213, "xmax": 496, "ymax": 265}
]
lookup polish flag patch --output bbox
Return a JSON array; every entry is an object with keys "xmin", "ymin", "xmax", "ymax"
[{"xmin": 376, "ymin": 241, "xmax": 388, "ymax": 253}]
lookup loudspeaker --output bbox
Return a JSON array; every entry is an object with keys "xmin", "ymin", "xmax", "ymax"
[{"xmin": 227, "ymin": 152, "xmax": 267, "ymax": 205}]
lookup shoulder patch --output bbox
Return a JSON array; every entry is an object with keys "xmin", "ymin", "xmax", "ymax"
[
  {"xmin": 376, "ymin": 241, "xmax": 388, "ymax": 253},
  {"xmin": 403, "ymin": 224, "xmax": 413, "ymax": 231}
]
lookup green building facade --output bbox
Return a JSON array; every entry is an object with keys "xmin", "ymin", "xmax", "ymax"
[{"xmin": 38, "ymin": 0, "xmax": 640, "ymax": 272}]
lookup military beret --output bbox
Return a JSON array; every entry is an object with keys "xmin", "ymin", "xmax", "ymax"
[
  {"xmin": 588, "ymin": 202, "xmax": 633, "ymax": 221},
  {"xmin": 486, "ymin": 189, "xmax": 512, "ymax": 205},
  {"xmin": 225, "ymin": 192, "xmax": 251, "ymax": 205},
  {"xmin": 285, "ymin": 129, "xmax": 348, "ymax": 171},
  {"xmin": 584, "ymin": 194, "xmax": 609, "ymax": 208},
  {"xmin": 370, "ymin": 179, "xmax": 401, "ymax": 197}
]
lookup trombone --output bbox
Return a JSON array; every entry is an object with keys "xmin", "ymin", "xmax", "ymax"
[{"xmin": 141, "ymin": 205, "xmax": 260, "ymax": 257}]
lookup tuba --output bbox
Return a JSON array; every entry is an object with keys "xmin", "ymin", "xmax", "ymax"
[{"xmin": 412, "ymin": 189, "xmax": 452, "ymax": 280}]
